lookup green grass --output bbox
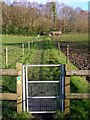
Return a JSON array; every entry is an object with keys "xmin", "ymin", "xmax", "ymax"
[
  {"xmin": 2, "ymin": 34, "xmax": 34, "ymax": 43},
  {"xmin": 1, "ymin": 34, "xmax": 90, "ymax": 120},
  {"xmin": 53, "ymin": 33, "xmax": 88, "ymax": 42}
]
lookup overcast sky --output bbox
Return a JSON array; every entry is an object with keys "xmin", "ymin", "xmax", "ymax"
[{"xmin": 3, "ymin": 0, "xmax": 90, "ymax": 10}]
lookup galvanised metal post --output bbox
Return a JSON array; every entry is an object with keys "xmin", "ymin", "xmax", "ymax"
[
  {"xmin": 60, "ymin": 64, "xmax": 65, "ymax": 112},
  {"xmin": 22, "ymin": 65, "xmax": 26, "ymax": 111}
]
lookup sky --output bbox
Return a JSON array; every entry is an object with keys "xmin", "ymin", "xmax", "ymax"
[{"xmin": 3, "ymin": 0, "xmax": 90, "ymax": 10}]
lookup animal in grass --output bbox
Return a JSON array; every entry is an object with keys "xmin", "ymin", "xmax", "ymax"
[
  {"xmin": 38, "ymin": 34, "xmax": 40, "ymax": 38},
  {"xmin": 49, "ymin": 31, "xmax": 62, "ymax": 36}
]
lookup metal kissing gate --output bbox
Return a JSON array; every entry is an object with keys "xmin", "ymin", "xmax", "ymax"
[{"xmin": 22, "ymin": 64, "xmax": 65, "ymax": 114}]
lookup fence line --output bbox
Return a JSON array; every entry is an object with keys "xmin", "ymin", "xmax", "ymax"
[
  {"xmin": 3, "ymin": 40, "xmax": 30, "ymax": 52},
  {"xmin": 57, "ymin": 41, "xmax": 70, "ymax": 64},
  {"xmin": 8, "ymin": 46, "xmax": 22, "ymax": 51},
  {"xmin": 0, "ymin": 93, "xmax": 19, "ymax": 100},
  {"xmin": 64, "ymin": 63, "xmax": 90, "ymax": 114},
  {"xmin": 0, "ymin": 69, "xmax": 18, "ymax": 76},
  {"xmin": 65, "ymin": 93, "xmax": 90, "ymax": 99},
  {"xmin": 7, "ymin": 47, "xmax": 31, "ymax": 67},
  {"xmin": 0, "ymin": 63, "xmax": 23, "ymax": 113},
  {"xmin": 66, "ymin": 70, "xmax": 90, "ymax": 76},
  {"xmin": 2, "ymin": 40, "xmax": 33, "ymax": 68}
]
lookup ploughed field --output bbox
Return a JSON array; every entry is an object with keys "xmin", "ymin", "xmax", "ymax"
[
  {"xmin": 60, "ymin": 41, "xmax": 89, "ymax": 70},
  {"xmin": 53, "ymin": 34, "xmax": 89, "ymax": 70}
]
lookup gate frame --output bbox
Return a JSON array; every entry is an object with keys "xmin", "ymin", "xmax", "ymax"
[{"xmin": 22, "ymin": 64, "xmax": 65, "ymax": 113}]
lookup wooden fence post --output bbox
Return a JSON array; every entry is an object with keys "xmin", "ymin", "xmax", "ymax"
[
  {"xmin": 58, "ymin": 42, "xmax": 60, "ymax": 55},
  {"xmin": 22, "ymin": 43, "xmax": 24, "ymax": 56},
  {"xmin": 66, "ymin": 45, "xmax": 69, "ymax": 64},
  {"xmin": 16, "ymin": 63, "xmax": 23, "ymax": 113},
  {"xmin": 32, "ymin": 40, "xmax": 33, "ymax": 47},
  {"xmin": 65, "ymin": 63, "xmax": 70, "ymax": 114},
  {"xmin": 5, "ymin": 47, "xmax": 8, "ymax": 68},
  {"xmin": 28, "ymin": 41, "xmax": 30, "ymax": 52}
]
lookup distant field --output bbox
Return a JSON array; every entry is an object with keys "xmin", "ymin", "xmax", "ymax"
[
  {"xmin": 54, "ymin": 33, "xmax": 88, "ymax": 42},
  {"xmin": 53, "ymin": 33, "xmax": 88, "ymax": 50},
  {"xmin": 1, "ymin": 33, "xmax": 88, "ymax": 42},
  {"xmin": 2, "ymin": 34, "xmax": 36, "ymax": 43}
]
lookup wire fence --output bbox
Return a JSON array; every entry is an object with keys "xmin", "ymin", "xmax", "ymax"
[{"xmin": 1, "ymin": 40, "xmax": 35, "ymax": 68}]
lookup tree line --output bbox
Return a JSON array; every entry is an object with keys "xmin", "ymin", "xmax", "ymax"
[{"xmin": 2, "ymin": 2, "xmax": 88, "ymax": 35}]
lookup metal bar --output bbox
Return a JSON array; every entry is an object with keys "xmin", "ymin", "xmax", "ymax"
[
  {"xmin": 29, "ymin": 111, "xmax": 56, "ymax": 114},
  {"xmin": 22, "ymin": 65, "xmax": 26, "ymax": 111},
  {"xmin": 60, "ymin": 64, "xmax": 65, "ymax": 112},
  {"xmin": 26, "ymin": 64, "xmax": 60, "ymax": 67},
  {"xmin": 28, "ymin": 96, "xmax": 60, "ymax": 99},
  {"xmin": 26, "ymin": 66, "xmax": 29, "ymax": 112},
  {"xmin": 28, "ymin": 81, "xmax": 59, "ymax": 83}
]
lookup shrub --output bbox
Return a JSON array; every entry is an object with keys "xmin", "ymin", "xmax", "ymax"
[
  {"xmin": 53, "ymin": 111, "xmax": 65, "ymax": 120},
  {"xmin": 13, "ymin": 112, "xmax": 33, "ymax": 120}
]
